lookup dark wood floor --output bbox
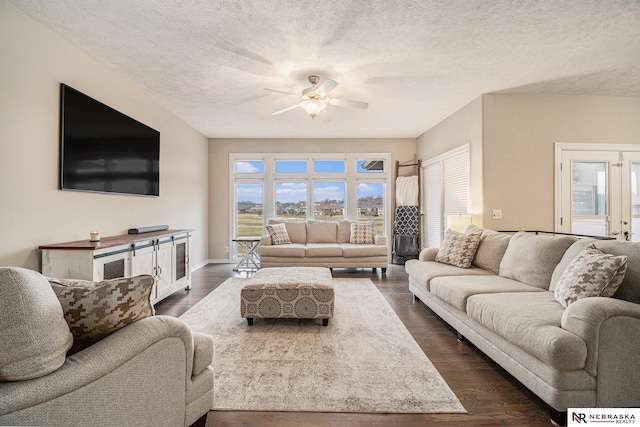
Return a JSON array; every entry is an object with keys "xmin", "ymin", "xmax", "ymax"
[{"xmin": 155, "ymin": 263, "xmax": 554, "ymax": 426}]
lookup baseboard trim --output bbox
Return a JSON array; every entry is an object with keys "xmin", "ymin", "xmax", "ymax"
[{"xmin": 192, "ymin": 259, "xmax": 234, "ymax": 271}]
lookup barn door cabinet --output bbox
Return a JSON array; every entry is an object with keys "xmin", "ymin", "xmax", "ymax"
[{"xmin": 40, "ymin": 229, "xmax": 192, "ymax": 304}]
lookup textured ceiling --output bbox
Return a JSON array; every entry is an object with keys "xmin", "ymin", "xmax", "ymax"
[{"xmin": 9, "ymin": 0, "xmax": 640, "ymax": 138}]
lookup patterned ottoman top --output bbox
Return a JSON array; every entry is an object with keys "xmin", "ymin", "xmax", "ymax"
[{"xmin": 246, "ymin": 267, "xmax": 333, "ymax": 289}]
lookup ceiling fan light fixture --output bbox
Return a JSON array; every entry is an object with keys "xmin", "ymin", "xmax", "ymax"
[{"xmin": 300, "ymin": 98, "xmax": 326, "ymax": 118}]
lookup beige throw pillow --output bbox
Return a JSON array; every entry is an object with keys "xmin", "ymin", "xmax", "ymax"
[
  {"xmin": 49, "ymin": 275, "xmax": 156, "ymax": 353},
  {"xmin": 554, "ymin": 244, "xmax": 628, "ymax": 308},
  {"xmin": 350, "ymin": 222, "xmax": 374, "ymax": 244},
  {"xmin": 267, "ymin": 223, "xmax": 292, "ymax": 245},
  {"xmin": 435, "ymin": 229, "xmax": 482, "ymax": 269}
]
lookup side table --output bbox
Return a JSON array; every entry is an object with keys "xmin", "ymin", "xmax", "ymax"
[{"xmin": 232, "ymin": 237, "xmax": 261, "ymax": 271}]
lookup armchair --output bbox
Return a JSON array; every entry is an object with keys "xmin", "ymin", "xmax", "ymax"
[{"xmin": 0, "ymin": 267, "xmax": 213, "ymax": 427}]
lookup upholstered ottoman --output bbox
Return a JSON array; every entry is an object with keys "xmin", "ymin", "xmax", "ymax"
[{"xmin": 240, "ymin": 267, "xmax": 334, "ymax": 326}]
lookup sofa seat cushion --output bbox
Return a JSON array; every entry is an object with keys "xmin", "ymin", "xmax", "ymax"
[
  {"xmin": 466, "ymin": 292, "xmax": 587, "ymax": 371},
  {"xmin": 430, "ymin": 275, "xmax": 544, "ymax": 312},
  {"xmin": 404, "ymin": 260, "xmax": 493, "ymax": 291},
  {"xmin": 306, "ymin": 243, "xmax": 343, "ymax": 258},
  {"xmin": 340, "ymin": 243, "xmax": 387, "ymax": 258},
  {"xmin": 258, "ymin": 243, "xmax": 306, "ymax": 258}
]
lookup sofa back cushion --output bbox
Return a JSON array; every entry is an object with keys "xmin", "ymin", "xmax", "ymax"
[
  {"xmin": 337, "ymin": 220, "xmax": 352, "ymax": 243},
  {"xmin": 499, "ymin": 232, "xmax": 577, "ymax": 290},
  {"xmin": 307, "ymin": 220, "xmax": 337, "ymax": 243},
  {"xmin": 466, "ymin": 224, "xmax": 512, "ymax": 274},
  {"xmin": 0, "ymin": 267, "xmax": 73, "ymax": 381},
  {"xmin": 267, "ymin": 218, "xmax": 307, "ymax": 244},
  {"xmin": 551, "ymin": 238, "xmax": 640, "ymax": 304}
]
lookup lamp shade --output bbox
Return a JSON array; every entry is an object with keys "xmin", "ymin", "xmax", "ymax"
[
  {"xmin": 447, "ymin": 214, "xmax": 472, "ymax": 232},
  {"xmin": 300, "ymin": 99, "xmax": 327, "ymax": 118}
]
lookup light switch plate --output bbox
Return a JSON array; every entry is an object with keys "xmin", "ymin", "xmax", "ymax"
[{"xmin": 492, "ymin": 210, "xmax": 503, "ymax": 220}]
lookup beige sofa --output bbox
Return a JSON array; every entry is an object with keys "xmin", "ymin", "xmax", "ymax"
[
  {"xmin": 405, "ymin": 226, "xmax": 640, "ymax": 423},
  {"xmin": 0, "ymin": 267, "xmax": 214, "ymax": 427},
  {"xmin": 258, "ymin": 219, "xmax": 388, "ymax": 272}
]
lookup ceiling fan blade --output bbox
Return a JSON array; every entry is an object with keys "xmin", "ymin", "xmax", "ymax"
[
  {"xmin": 316, "ymin": 79, "xmax": 339, "ymax": 95},
  {"xmin": 271, "ymin": 104, "xmax": 302, "ymax": 115},
  {"xmin": 263, "ymin": 88, "xmax": 300, "ymax": 97},
  {"xmin": 328, "ymin": 98, "xmax": 369, "ymax": 109}
]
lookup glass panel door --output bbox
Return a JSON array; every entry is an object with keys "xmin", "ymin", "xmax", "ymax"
[
  {"xmin": 621, "ymin": 152, "xmax": 640, "ymax": 241},
  {"xmin": 560, "ymin": 151, "xmax": 621, "ymax": 239},
  {"xmin": 570, "ymin": 162, "xmax": 609, "ymax": 237}
]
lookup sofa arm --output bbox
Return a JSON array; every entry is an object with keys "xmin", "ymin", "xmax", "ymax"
[
  {"xmin": 260, "ymin": 235, "xmax": 272, "ymax": 246},
  {"xmin": 374, "ymin": 235, "xmax": 387, "ymax": 246},
  {"xmin": 419, "ymin": 247, "xmax": 439, "ymax": 261},
  {"xmin": 0, "ymin": 315, "xmax": 206, "ymax": 423},
  {"xmin": 192, "ymin": 331, "xmax": 214, "ymax": 376},
  {"xmin": 562, "ymin": 297, "xmax": 640, "ymax": 381}
]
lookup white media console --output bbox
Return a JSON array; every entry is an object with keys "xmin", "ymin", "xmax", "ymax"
[{"xmin": 40, "ymin": 229, "xmax": 192, "ymax": 304}]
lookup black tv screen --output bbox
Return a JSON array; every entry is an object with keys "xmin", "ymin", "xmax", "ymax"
[{"xmin": 59, "ymin": 84, "xmax": 160, "ymax": 196}]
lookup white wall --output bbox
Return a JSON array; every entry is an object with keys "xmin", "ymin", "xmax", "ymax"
[
  {"xmin": 208, "ymin": 138, "xmax": 416, "ymax": 260},
  {"xmin": 0, "ymin": 1, "xmax": 209, "ymax": 270}
]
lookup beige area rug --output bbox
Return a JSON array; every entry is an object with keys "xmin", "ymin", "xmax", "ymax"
[{"xmin": 179, "ymin": 277, "xmax": 466, "ymax": 413}]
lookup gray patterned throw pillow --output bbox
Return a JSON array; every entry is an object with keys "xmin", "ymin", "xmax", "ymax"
[
  {"xmin": 435, "ymin": 229, "xmax": 482, "ymax": 269},
  {"xmin": 267, "ymin": 223, "xmax": 292, "ymax": 245},
  {"xmin": 350, "ymin": 222, "xmax": 374, "ymax": 244},
  {"xmin": 554, "ymin": 244, "xmax": 628, "ymax": 308},
  {"xmin": 49, "ymin": 275, "xmax": 156, "ymax": 353}
]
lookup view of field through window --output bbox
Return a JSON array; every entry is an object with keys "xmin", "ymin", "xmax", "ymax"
[{"xmin": 234, "ymin": 157, "xmax": 387, "ymax": 255}]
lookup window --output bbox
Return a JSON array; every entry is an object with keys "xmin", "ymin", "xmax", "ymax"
[
  {"xmin": 314, "ymin": 160, "xmax": 345, "ymax": 173},
  {"xmin": 230, "ymin": 153, "xmax": 391, "ymax": 259},
  {"xmin": 357, "ymin": 182, "xmax": 384, "ymax": 234},
  {"xmin": 275, "ymin": 160, "xmax": 307, "ymax": 173},
  {"xmin": 235, "ymin": 182, "xmax": 263, "ymax": 256},
  {"xmin": 236, "ymin": 160, "xmax": 263, "ymax": 174},
  {"xmin": 314, "ymin": 181, "xmax": 345, "ymax": 221},
  {"xmin": 276, "ymin": 182, "xmax": 307, "ymax": 220},
  {"xmin": 424, "ymin": 145, "xmax": 470, "ymax": 247}
]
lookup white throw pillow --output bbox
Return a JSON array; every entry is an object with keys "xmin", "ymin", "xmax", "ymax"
[
  {"xmin": 267, "ymin": 223, "xmax": 292, "ymax": 245},
  {"xmin": 554, "ymin": 244, "xmax": 628, "ymax": 308},
  {"xmin": 435, "ymin": 229, "xmax": 482, "ymax": 269}
]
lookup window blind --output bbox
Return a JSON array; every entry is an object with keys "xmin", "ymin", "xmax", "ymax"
[
  {"xmin": 423, "ymin": 145, "xmax": 470, "ymax": 247},
  {"xmin": 424, "ymin": 162, "xmax": 442, "ymax": 247}
]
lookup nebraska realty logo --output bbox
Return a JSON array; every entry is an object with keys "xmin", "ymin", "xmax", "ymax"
[{"xmin": 569, "ymin": 408, "xmax": 639, "ymax": 425}]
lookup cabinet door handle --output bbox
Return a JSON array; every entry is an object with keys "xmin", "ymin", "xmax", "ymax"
[{"xmin": 157, "ymin": 265, "xmax": 162, "ymax": 276}]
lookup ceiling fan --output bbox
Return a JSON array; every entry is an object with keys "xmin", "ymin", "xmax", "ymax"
[{"xmin": 264, "ymin": 75, "xmax": 369, "ymax": 118}]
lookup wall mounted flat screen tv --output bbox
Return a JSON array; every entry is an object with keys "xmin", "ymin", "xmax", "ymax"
[{"xmin": 59, "ymin": 84, "xmax": 160, "ymax": 196}]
